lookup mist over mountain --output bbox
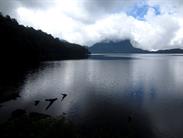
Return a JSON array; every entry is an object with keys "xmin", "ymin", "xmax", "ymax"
[
  {"xmin": 1, "ymin": 0, "xmax": 183, "ymax": 50},
  {"xmin": 89, "ymin": 40, "xmax": 146, "ymax": 53},
  {"xmin": 89, "ymin": 40, "xmax": 183, "ymax": 53}
]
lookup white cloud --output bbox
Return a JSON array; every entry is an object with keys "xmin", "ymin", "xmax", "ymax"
[{"xmin": 0, "ymin": 0, "xmax": 183, "ymax": 50}]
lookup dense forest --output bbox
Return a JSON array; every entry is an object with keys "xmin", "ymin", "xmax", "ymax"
[
  {"xmin": 0, "ymin": 13, "xmax": 89, "ymax": 102},
  {"xmin": 0, "ymin": 13, "xmax": 89, "ymax": 66}
]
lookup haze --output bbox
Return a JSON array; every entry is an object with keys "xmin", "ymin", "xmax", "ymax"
[{"xmin": 0, "ymin": 0, "xmax": 183, "ymax": 51}]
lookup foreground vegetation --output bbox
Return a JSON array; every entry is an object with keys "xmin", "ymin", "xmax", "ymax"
[{"xmin": 0, "ymin": 109, "xmax": 152, "ymax": 138}]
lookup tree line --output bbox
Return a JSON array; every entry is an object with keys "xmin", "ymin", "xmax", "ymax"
[{"xmin": 0, "ymin": 13, "xmax": 90, "ymax": 67}]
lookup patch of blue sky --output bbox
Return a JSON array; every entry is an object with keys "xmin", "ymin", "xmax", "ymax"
[
  {"xmin": 127, "ymin": 1, "xmax": 161, "ymax": 20},
  {"xmin": 152, "ymin": 5, "xmax": 161, "ymax": 15}
]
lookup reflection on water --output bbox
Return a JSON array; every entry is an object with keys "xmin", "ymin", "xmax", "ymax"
[{"xmin": 1, "ymin": 54, "xmax": 183, "ymax": 137}]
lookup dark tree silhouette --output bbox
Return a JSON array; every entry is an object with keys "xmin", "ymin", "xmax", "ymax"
[
  {"xmin": 0, "ymin": 13, "xmax": 90, "ymax": 66},
  {"xmin": 0, "ymin": 13, "xmax": 90, "ymax": 102}
]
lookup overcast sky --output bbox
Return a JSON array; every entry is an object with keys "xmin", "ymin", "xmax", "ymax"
[{"xmin": 0, "ymin": 0, "xmax": 183, "ymax": 51}]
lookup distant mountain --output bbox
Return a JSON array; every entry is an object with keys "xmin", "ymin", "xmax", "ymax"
[
  {"xmin": 89, "ymin": 40, "xmax": 183, "ymax": 53},
  {"xmin": 153, "ymin": 49, "xmax": 183, "ymax": 53},
  {"xmin": 89, "ymin": 40, "xmax": 147, "ymax": 53}
]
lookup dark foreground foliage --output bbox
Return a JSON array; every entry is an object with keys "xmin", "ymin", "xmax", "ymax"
[
  {"xmin": 0, "ymin": 110, "xmax": 78, "ymax": 138},
  {"xmin": 0, "ymin": 109, "xmax": 153, "ymax": 138}
]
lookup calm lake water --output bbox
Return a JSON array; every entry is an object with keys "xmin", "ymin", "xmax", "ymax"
[{"xmin": 1, "ymin": 54, "xmax": 183, "ymax": 137}]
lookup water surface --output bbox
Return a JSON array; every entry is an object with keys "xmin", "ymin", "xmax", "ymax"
[{"xmin": 1, "ymin": 54, "xmax": 183, "ymax": 138}]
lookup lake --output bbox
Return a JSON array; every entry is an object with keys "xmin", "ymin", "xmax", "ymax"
[{"xmin": 1, "ymin": 54, "xmax": 183, "ymax": 138}]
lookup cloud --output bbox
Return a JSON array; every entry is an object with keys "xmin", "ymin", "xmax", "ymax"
[
  {"xmin": 17, "ymin": 0, "xmax": 52, "ymax": 9},
  {"xmin": 0, "ymin": 0, "xmax": 183, "ymax": 51},
  {"xmin": 0, "ymin": 0, "xmax": 19, "ymax": 16}
]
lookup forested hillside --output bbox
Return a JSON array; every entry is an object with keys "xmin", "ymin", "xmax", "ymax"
[{"xmin": 0, "ymin": 13, "xmax": 89, "ymax": 66}]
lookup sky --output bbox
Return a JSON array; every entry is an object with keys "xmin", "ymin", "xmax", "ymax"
[{"xmin": 0, "ymin": 0, "xmax": 183, "ymax": 51}]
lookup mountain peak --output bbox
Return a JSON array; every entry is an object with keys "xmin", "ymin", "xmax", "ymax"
[
  {"xmin": 89, "ymin": 40, "xmax": 183, "ymax": 53},
  {"xmin": 89, "ymin": 40, "xmax": 147, "ymax": 53}
]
